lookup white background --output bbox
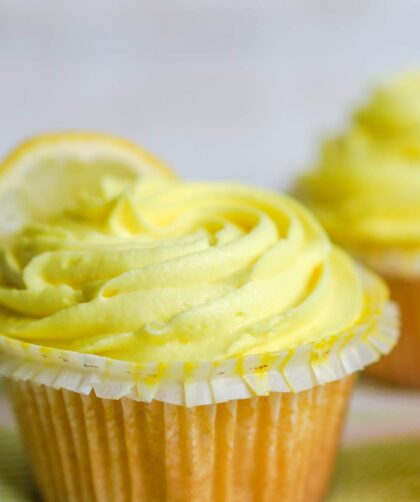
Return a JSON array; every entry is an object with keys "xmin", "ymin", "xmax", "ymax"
[{"xmin": 1, "ymin": 0, "xmax": 420, "ymax": 189}]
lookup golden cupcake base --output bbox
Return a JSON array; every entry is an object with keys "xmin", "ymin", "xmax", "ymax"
[
  {"xmin": 366, "ymin": 276, "xmax": 420, "ymax": 387},
  {"xmin": 7, "ymin": 377, "xmax": 354, "ymax": 502}
]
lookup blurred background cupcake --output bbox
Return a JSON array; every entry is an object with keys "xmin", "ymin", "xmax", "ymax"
[{"xmin": 295, "ymin": 72, "xmax": 420, "ymax": 387}]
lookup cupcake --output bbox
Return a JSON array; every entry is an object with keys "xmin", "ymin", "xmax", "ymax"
[
  {"xmin": 295, "ymin": 72, "xmax": 420, "ymax": 387},
  {"xmin": 0, "ymin": 177, "xmax": 397, "ymax": 501}
]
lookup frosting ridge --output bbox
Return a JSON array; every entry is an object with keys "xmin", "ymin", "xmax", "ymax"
[{"xmin": 0, "ymin": 178, "xmax": 386, "ymax": 363}]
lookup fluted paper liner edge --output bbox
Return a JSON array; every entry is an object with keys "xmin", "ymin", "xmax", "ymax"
[{"xmin": 0, "ymin": 292, "xmax": 398, "ymax": 406}]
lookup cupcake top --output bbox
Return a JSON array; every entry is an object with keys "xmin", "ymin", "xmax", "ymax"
[
  {"xmin": 296, "ymin": 72, "xmax": 420, "ymax": 261},
  {"xmin": 0, "ymin": 177, "xmax": 387, "ymax": 364}
]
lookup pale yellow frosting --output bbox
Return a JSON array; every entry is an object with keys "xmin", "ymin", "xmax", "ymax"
[
  {"xmin": 0, "ymin": 178, "xmax": 387, "ymax": 363},
  {"xmin": 297, "ymin": 72, "xmax": 420, "ymax": 252}
]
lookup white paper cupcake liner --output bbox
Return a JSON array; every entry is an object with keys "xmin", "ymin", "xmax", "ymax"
[
  {"xmin": 353, "ymin": 248, "xmax": 420, "ymax": 279},
  {"xmin": 0, "ymin": 300, "xmax": 398, "ymax": 407}
]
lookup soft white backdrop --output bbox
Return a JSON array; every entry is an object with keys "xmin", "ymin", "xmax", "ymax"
[{"xmin": 1, "ymin": 0, "xmax": 420, "ymax": 188}]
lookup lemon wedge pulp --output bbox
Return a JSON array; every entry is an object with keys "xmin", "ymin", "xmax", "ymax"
[{"xmin": 0, "ymin": 132, "xmax": 175, "ymax": 237}]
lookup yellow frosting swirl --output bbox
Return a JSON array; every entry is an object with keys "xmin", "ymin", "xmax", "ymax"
[
  {"xmin": 297, "ymin": 72, "xmax": 420, "ymax": 252},
  {"xmin": 0, "ymin": 178, "xmax": 386, "ymax": 363}
]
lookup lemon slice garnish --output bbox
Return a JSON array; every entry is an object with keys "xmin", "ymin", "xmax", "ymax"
[{"xmin": 0, "ymin": 131, "xmax": 176, "ymax": 236}]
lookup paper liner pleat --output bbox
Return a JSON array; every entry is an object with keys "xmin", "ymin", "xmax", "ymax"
[
  {"xmin": 0, "ymin": 300, "xmax": 398, "ymax": 406},
  {"xmin": 366, "ymin": 277, "xmax": 420, "ymax": 387},
  {"xmin": 7, "ymin": 376, "xmax": 354, "ymax": 502}
]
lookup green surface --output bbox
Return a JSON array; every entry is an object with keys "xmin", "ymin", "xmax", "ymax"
[
  {"xmin": 328, "ymin": 438, "xmax": 420, "ymax": 502},
  {"xmin": 0, "ymin": 427, "xmax": 35, "ymax": 502}
]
